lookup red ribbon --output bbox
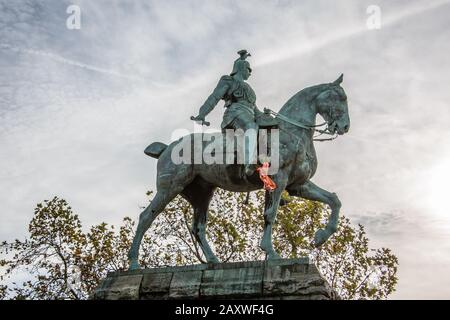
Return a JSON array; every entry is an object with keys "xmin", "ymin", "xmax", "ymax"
[{"xmin": 256, "ymin": 162, "xmax": 277, "ymax": 191}]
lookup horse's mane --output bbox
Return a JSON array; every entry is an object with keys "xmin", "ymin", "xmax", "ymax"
[{"xmin": 279, "ymin": 83, "xmax": 331, "ymax": 115}]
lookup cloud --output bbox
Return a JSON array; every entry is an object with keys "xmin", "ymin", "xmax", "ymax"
[
  {"xmin": 0, "ymin": 43, "xmax": 144, "ymax": 81},
  {"xmin": 1, "ymin": 0, "xmax": 450, "ymax": 298}
]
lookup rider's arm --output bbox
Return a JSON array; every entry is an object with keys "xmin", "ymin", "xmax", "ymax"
[
  {"xmin": 253, "ymin": 105, "xmax": 265, "ymax": 117},
  {"xmin": 196, "ymin": 77, "xmax": 230, "ymax": 120}
]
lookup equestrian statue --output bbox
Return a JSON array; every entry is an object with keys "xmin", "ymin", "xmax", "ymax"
[{"xmin": 128, "ymin": 50, "xmax": 350, "ymax": 270}]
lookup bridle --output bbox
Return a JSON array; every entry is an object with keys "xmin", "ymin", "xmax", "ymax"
[{"xmin": 264, "ymin": 108, "xmax": 339, "ymax": 142}]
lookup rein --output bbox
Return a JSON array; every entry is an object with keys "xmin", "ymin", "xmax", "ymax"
[{"xmin": 264, "ymin": 109, "xmax": 338, "ymax": 142}]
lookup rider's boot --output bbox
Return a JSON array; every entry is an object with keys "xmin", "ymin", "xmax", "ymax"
[{"xmin": 244, "ymin": 128, "xmax": 258, "ymax": 176}]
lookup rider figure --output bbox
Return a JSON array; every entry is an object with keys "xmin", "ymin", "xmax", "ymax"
[{"xmin": 191, "ymin": 50, "xmax": 268, "ymax": 176}]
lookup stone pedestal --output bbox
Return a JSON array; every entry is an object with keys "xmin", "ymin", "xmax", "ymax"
[{"xmin": 92, "ymin": 258, "xmax": 336, "ymax": 300}]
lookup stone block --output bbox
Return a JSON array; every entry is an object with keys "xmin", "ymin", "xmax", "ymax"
[
  {"xmin": 263, "ymin": 260, "xmax": 332, "ymax": 299},
  {"xmin": 102, "ymin": 274, "xmax": 143, "ymax": 300},
  {"xmin": 200, "ymin": 264, "xmax": 263, "ymax": 298},
  {"xmin": 140, "ymin": 271, "xmax": 173, "ymax": 299},
  {"xmin": 168, "ymin": 270, "xmax": 203, "ymax": 299}
]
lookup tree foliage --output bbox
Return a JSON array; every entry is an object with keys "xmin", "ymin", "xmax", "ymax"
[{"xmin": 0, "ymin": 190, "xmax": 398, "ymax": 300}]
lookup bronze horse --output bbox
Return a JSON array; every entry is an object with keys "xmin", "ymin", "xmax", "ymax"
[{"xmin": 128, "ymin": 75, "xmax": 350, "ymax": 270}]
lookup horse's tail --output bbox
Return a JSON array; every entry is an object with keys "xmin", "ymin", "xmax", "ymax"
[{"xmin": 144, "ymin": 142, "xmax": 168, "ymax": 159}]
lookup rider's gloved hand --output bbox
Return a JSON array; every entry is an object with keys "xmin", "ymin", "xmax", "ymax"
[
  {"xmin": 190, "ymin": 115, "xmax": 205, "ymax": 122},
  {"xmin": 190, "ymin": 115, "xmax": 210, "ymax": 126},
  {"xmin": 263, "ymin": 108, "xmax": 271, "ymax": 114}
]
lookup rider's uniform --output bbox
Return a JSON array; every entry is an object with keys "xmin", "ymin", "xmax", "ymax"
[
  {"xmin": 197, "ymin": 75, "xmax": 259, "ymax": 167},
  {"xmin": 198, "ymin": 75, "xmax": 258, "ymax": 132}
]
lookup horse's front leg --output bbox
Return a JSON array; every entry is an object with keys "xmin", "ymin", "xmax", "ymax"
[
  {"xmin": 260, "ymin": 182, "xmax": 286, "ymax": 259},
  {"xmin": 292, "ymin": 181, "xmax": 342, "ymax": 247}
]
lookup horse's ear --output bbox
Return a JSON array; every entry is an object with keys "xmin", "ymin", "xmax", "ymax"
[{"xmin": 333, "ymin": 74, "xmax": 344, "ymax": 85}]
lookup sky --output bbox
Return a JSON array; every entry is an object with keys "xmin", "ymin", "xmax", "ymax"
[{"xmin": 1, "ymin": 0, "xmax": 450, "ymax": 299}]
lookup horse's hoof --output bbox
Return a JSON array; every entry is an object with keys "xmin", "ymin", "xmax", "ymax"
[
  {"xmin": 266, "ymin": 251, "xmax": 282, "ymax": 260},
  {"xmin": 314, "ymin": 229, "xmax": 329, "ymax": 247},
  {"xmin": 129, "ymin": 260, "xmax": 141, "ymax": 271},
  {"xmin": 207, "ymin": 257, "xmax": 220, "ymax": 264}
]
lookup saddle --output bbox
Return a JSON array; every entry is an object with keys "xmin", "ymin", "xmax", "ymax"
[
  {"xmin": 221, "ymin": 128, "xmax": 277, "ymax": 166},
  {"xmin": 255, "ymin": 111, "xmax": 279, "ymax": 129}
]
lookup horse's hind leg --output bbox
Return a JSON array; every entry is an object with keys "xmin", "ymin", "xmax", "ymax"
[
  {"xmin": 192, "ymin": 197, "xmax": 219, "ymax": 264},
  {"xmin": 181, "ymin": 180, "xmax": 218, "ymax": 264},
  {"xmin": 128, "ymin": 188, "xmax": 181, "ymax": 270}
]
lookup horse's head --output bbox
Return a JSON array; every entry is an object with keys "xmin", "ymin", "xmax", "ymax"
[{"xmin": 315, "ymin": 74, "xmax": 350, "ymax": 135}]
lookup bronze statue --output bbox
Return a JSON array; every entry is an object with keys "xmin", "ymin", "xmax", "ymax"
[{"xmin": 128, "ymin": 50, "xmax": 350, "ymax": 270}]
